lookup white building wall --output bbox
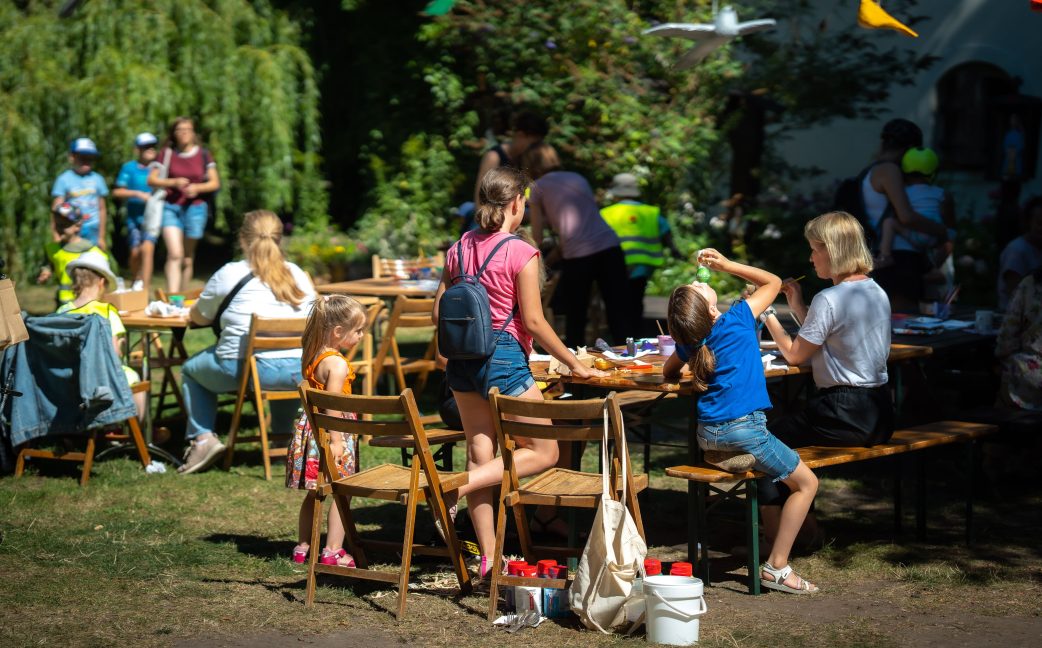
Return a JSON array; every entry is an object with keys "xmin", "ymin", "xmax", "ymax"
[{"xmin": 776, "ymin": 0, "xmax": 1042, "ymax": 217}]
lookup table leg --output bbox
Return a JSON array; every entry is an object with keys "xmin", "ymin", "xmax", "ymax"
[
  {"xmin": 745, "ymin": 478, "xmax": 760, "ymax": 595},
  {"xmin": 893, "ymin": 456, "xmax": 903, "ymax": 536},
  {"xmin": 915, "ymin": 453, "xmax": 927, "ymax": 541}
]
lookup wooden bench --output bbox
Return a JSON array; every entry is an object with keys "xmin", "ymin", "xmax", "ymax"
[{"xmin": 665, "ymin": 420, "xmax": 998, "ymax": 594}]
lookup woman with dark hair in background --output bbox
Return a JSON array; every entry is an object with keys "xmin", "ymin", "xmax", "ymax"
[
  {"xmin": 522, "ymin": 143, "xmax": 630, "ymax": 347},
  {"xmin": 148, "ymin": 116, "xmax": 220, "ymax": 293},
  {"xmin": 860, "ymin": 118, "xmax": 950, "ymax": 312}
]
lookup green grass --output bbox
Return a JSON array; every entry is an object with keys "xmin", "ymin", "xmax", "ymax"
[{"xmin": 6, "ymin": 280, "xmax": 1042, "ymax": 647}]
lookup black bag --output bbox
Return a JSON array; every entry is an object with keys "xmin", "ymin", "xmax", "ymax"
[
  {"xmin": 437, "ymin": 234, "xmax": 519, "ymax": 360},
  {"xmin": 832, "ymin": 161, "xmax": 892, "ymax": 253}
]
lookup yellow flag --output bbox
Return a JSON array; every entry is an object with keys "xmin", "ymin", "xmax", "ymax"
[{"xmin": 858, "ymin": 0, "xmax": 918, "ymax": 38}]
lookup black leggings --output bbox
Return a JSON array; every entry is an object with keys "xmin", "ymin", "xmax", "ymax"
[
  {"xmin": 559, "ymin": 246, "xmax": 630, "ymax": 347},
  {"xmin": 758, "ymin": 385, "xmax": 895, "ymax": 505}
]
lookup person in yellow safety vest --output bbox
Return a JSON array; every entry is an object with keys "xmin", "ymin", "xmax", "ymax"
[
  {"xmin": 36, "ymin": 202, "xmax": 111, "ymax": 307},
  {"xmin": 600, "ymin": 173, "xmax": 682, "ymax": 335}
]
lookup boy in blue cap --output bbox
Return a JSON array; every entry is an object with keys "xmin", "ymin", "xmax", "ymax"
[
  {"xmin": 113, "ymin": 133, "xmax": 159, "ymax": 292},
  {"xmin": 51, "ymin": 137, "xmax": 110, "ymax": 249}
]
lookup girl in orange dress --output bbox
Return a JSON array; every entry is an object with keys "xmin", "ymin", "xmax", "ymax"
[{"xmin": 287, "ymin": 295, "xmax": 367, "ymax": 567}]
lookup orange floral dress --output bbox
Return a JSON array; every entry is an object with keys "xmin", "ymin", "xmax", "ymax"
[{"xmin": 285, "ymin": 350, "xmax": 357, "ymax": 490}]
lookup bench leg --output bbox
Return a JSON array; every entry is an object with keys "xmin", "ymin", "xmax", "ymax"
[
  {"xmin": 965, "ymin": 440, "xmax": 978, "ymax": 546},
  {"xmin": 893, "ymin": 456, "xmax": 903, "ymax": 537},
  {"xmin": 690, "ymin": 480, "xmax": 709, "ymax": 585},
  {"xmin": 745, "ymin": 479, "xmax": 761, "ymax": 595},
  {"xmin": 916, "ymin": 454, "xmax": 927, "ymax": 541}
]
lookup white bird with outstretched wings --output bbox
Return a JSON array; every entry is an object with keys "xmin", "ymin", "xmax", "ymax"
[{"xmin": 644, "ymin": 3, "xmax": 776, "ymax": 69}]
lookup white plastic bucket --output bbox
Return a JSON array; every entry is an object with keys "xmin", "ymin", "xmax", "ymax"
[{"xmin": 643, "ymin": 575, "xmax": 707, "ymax": 646}]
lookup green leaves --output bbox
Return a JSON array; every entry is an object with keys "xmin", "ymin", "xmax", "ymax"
[{"xmin": 0, "ymin": 0, "xmax": 325, "ymax": 275}]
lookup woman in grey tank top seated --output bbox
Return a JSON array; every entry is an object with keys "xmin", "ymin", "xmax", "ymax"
[{"xmin": 757, "ymin": 212, "xmax": 895, "ymax": 546}]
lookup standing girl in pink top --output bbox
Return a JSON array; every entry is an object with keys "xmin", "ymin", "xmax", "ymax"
[{"xmin": 433, "ymin": 166, "xmax": 607, "ymax": 578}]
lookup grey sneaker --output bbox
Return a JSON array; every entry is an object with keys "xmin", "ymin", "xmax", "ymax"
[{"xmin": 177, "ymin": 433, "xmax": 226, "ymax": 474}]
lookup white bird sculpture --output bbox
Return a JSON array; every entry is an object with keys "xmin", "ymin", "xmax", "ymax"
[{"xmin": 643, "ymin": 2, "xmax": 776, "ymax": 69}]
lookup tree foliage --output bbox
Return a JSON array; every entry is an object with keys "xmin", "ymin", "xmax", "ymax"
[
  {"xmin": 344, "ymin": 0, "xmax": 929, "ymax": 281},
  {"xmin": 0, "ymin": 0, "xmax": 325, "ymax": 276}
]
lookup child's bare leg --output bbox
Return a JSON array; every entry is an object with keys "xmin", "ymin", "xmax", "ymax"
[
  {"xmin": 297, "ymin": 491, "xmax": 317, "ymax": 546},
  {"xmin": 876, "ymin": 218, "xmax": 898, "ymax": 266},
  {"xmin": 325, "ymin": 498, "xmax": 347, "ymax": 551},
  {"xmin": 133, "ymin": 389, "xmax": 147, "ymax": 422},
  {"xmin": 766, "ymin": 461, "xmax": 818, "ymax": 587}
]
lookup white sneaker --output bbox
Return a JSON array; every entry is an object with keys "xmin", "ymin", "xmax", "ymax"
[
  {"xmin": 131, "ymin": 279, "xmax": 144, "ymax": 291},
  {"xmin": 177, "ymin": 433, "xmax": 227, "ymax": 474}
]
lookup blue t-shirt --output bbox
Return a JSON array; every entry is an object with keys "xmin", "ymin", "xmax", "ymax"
[
  {"xmin": 51, "ymin": 169, "xmax": 109, "ymax": 243},
  {"xmin": 676, "ymin": 300, "xmax": 771, "ymax": 423},
  {"xmin": 115, "ymin": 160, "xmax": 152, "ymax": 220}
]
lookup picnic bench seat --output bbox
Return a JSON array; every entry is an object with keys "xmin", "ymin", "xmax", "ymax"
[{"xmin": 666, "ymin": 420, "xmax": 998, "ymax": 594}]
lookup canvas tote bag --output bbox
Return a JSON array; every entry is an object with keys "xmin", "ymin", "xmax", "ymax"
[
  {"xmin": 569, "ymin": 403, "xmax": 647, "ymax": 633},
  {"xmin": 143, "ymin": 148, "xmax": 172, "ymax": 238}
]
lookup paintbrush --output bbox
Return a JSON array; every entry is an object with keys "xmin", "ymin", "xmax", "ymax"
[
  {"xmin": 783, "ymin": 275, "xmax": 806, "ymax": 285},
  {"xmin": 944, "ymin": 284, "xmax": 961, "ymax": 306},
  {"xmin": 656, "ymin": 320, "xmax": 665, "ymax": 336}
]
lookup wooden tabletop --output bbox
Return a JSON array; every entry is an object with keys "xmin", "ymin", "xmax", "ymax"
[
  {"xmin": 121, "ymin": 309, "xmax": 190, "ymax": 330},
  {"xmin": 531, "ymin": 343, "xmax": 932, "ymax": 395},
  {"xmin": 316, "ymin": 277, "xmax": 440, "ymax": 298}
]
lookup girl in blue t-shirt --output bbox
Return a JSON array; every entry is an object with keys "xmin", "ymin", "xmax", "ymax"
[{"xmin": 663, "ymin": 249, "xmax": 820, "ymax": 594}]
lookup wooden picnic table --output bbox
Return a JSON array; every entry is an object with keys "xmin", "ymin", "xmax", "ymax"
[
  {"xmin": 531, "ymin": 342, "xmax": 933, "ymax": 563},
  {"xmin": 316, "ymin": 277, "xmax": 440, "ymax": 299},
  {"xmin": 530, "ymin": 343, "xmax": 932, "ymax": 394}
]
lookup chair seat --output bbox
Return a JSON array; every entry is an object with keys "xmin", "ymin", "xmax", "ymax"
[
  {"xmin": 513, "ymin": 468, "xmax": 648, "ymax": 506},
  {"xmin": 332, "ymin": 463, "xmax": 468, "ymax": 501}
]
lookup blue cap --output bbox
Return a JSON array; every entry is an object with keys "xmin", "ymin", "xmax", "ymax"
[
  {"xmin": 70, "ymin": 137, "xmax": 99, "ymax": 156},
  {"xmin": 134, "ymin": 132, "xmax": 158, "ymax": 148}
]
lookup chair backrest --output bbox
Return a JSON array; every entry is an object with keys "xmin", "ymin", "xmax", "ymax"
[
  {"xmin": 371, "ymin": 253, "xmax": 445, "ymax": 280},
  {"xmin": 298, "ymin": 384, "xmax": 442, "ymax": 483},
  {"xmin": 243, "ymin": 314, "xmax": 306, "ymax": 356},
  {"xmin": 373, "ymin": 296, "xmax": 438, "ymax": 381},
  {"xmin": 341, "ymin": 299, "xmax": 384, "ymax": 365},
  {"xmin": 154, "ymin": 287, "xmax": 203, "ymax": 303},
  {"xmin": 489, "ymin": 387, "xmax": 633, "ymax": 500}
]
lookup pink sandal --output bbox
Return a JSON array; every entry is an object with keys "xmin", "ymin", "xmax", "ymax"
[
  {"xmin": 292, "ymin": 544, "xmax": 308, "ymax": 564},
  {"xmin": 320, "ymin": 548, "xmax": 356, "ymax": 567}
]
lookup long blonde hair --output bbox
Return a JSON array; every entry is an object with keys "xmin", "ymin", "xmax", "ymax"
[
  {"xmin": 239, "ymin": 210, "xmax": 307, "ymax": 307},
  {"xmin": 667, "ymin": 284, "xmax": 717, "ymax": 392},
  {"xmin": 300, "ymin": 295, "xmax": 367, "ymax": 374},
  {"xmin": 804, "ymin": 211, "xmax": 874, "ymax": 276}
]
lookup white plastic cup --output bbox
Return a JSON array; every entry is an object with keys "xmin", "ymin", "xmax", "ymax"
[
  {"xmin": 975, "ymin": 310, "xmax": 994, "ymax": 333},
  {"xmin": 514, "ymin": 585, "xmax": 542, "ymax": 615}
]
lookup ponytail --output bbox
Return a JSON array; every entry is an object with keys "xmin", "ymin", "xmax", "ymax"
[
  {"xmin": 666, "ymin": 285, "xmax": 717, "ymax": 392},
  {"xmin": 301, "ymin": 294, "xmax": 367, "ymax": 375},
  {"xmin": 239, "ymin": 210, "xmax": 307, "ymax": 307},
  {"xmin": 475, "ymin": 166, "xmax": 530, "ymax": 232}
]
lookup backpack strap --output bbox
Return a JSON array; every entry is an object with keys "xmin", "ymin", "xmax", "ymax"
[
  {"xmin": 452, "ymin": 233, "xmax": 522, "ymax": 333},
  {"xmin": 211, "ymin": 270, "xmax": 255, "ymax": 337}
]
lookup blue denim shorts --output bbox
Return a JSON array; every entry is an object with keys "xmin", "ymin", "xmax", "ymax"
[
  {"xmin": 161, "ymin": 201, "xmax": 208, "ymax": 239},
  {"xmin": 699, "ymin": 411, "xmax": 799, "ymax": 481},
  {"xmin": 126, "ymin": 212, "xmax": 158, "ymax": 247},
  {"xmin": 446, "ymin": 332, "xmax": 535, "ymax": 398}
]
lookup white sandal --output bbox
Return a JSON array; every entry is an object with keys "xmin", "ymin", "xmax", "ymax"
[{"xmin": 761, "ymin": 562, "xmax": 820, "ymax": 594}]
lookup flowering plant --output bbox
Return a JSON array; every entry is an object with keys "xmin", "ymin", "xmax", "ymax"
[{"xmin": 285, "ymin": 227, "xmax": 369, "ymax": 282}]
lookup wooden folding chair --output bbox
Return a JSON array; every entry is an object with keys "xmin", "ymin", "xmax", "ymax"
[
  {"xmin": 485, "ymin": 388, "xmax": 647, "ymax": 620},
  {"xmin": 371, "ymin": 252, "xmax": 444, "ymax": 280},
  {"xmin": 299, "ymin": 384, "xmax": 472, "ymax": 619},
  {"xmin": 14, "ymin": 381, "xmax": 153, "ymax": 486},
  {"xmin": 372, "ymin": 295, "xmax": 438, "ymax": 395},
  {"xmin": 223, "ymin": 315, "xmax": 306, "ymax": 479},
  {"xmin": 341, "ymin": 297, "xmax": 384, "ymax": 397}
]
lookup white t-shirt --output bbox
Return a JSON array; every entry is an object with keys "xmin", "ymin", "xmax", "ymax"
[
  {"xmin": 998, "ymin": 236, "xmax": 1042, "ymax": 310},
  {"xmin": 196, "ymin": 259, "xmax": 315, "ymax": 359},
  {"xmin": 798, "ymin": 278, "xmax": 891, "ymax": 389}
]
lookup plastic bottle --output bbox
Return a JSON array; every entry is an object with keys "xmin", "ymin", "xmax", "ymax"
[{"xmin": 505, "ymin": 560, "xmax": 528, "ymax": 610}]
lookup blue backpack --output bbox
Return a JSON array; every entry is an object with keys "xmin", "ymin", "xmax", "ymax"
[{"xmin": 438, "ymin": 234, "xmax": 520, "ymax": 360}]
